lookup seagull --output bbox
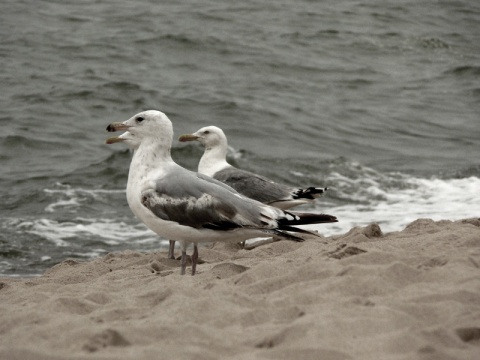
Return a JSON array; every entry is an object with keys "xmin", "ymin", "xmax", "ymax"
[
  {"xmin": 175, "ymin": 126, "xmax": 330, "ymax": 254},
  {"xmin": 106, "ymin": 110, "xmax": 337, "ymax": 275},
  {"xmin": 178, "ymin": 126, "xmax": 328, "ymax": 209}
]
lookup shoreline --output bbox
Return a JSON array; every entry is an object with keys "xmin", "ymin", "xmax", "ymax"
[{"xmin": 1, "ymin": 218, "xmax": 479, "ymax": 359}]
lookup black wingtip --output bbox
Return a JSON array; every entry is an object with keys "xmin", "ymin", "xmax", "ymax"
[
  {"xmin": 320, "ymin": 214, "xmax": 338, "ymax": 223},
  {"xmin": 280, "ymin": 212, "xmax": 338, "ymax": 226},
  {"xmin": 294, "ymin": 187, "xmax": 329, "ymax": 200},
  {"xmin": 299, "ymin": 213, "xmax": 338, "ymax": 224}
]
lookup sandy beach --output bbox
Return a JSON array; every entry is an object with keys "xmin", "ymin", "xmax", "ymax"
[{"xmin": 1, "ymin": 218, "xmax": 479, "ymax": 360}]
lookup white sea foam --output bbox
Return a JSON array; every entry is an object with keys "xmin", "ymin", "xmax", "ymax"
[
  {"xmin": 9, "ymin": 217, "xmax": 158, "ymax": 247},
  {"xmin": 32, "ymin": 174, "xmax": 480, "ymax": 248},
  {"xmin": 44, "ymin": 183, "xmax": 125, "ymax": 213},
  {"xmin": 308, "ymin": 173, "xmax": 480, "ymax": 236}
]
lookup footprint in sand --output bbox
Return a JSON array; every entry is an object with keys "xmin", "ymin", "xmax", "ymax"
[
  {"xmin": 83, "ymin": 329, "xmax": 130, "ymax": 352},
  {"xmin": 456, "ymin": 327, "xmax": 480, "ymax": 344}
]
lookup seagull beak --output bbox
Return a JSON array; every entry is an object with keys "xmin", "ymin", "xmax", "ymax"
[
  {"xmin": 105, "ymin": 136, "xmax": 125, "ymax": 144},
  {"xmin": 106, "ymin": 122, "xmax": 131, "ymax": 132},
  {"xmin": 178, "ymin": 134, "xmax": 200, "ymax": 142}
]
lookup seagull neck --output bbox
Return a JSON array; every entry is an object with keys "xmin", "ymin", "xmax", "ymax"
[
  {"xmin": 199, "ymin": 145, "xmax": 230, "ymax": 176},
  {"xmin": 131, "ymin": 140, "xmax": 174, "ymax": 171}
]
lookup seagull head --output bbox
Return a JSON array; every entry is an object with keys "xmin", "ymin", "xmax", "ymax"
[
  {"xmin": 178, "ymin": 125, "xmax": 227, "ymax": 150},
  {"xmin": 105, "ymin": 110, "xmax": 174, "ymax": 149}
]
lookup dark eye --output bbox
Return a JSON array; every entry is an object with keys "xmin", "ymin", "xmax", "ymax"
[
  {"xmin": 136, "ymin": 116, "xmax": 145, "ymax": 123},
  {"xmin": 204, "ymin": 130, "xmax": 210, "ymax": 134}
]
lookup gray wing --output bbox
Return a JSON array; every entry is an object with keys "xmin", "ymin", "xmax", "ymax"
[
  {"xmin": 141, "ymin": 167, "xmax": 277, "ymax": 230},
  {"xmin": 214, "ymin": 168, "xmax": 294, "ymax": 205}
]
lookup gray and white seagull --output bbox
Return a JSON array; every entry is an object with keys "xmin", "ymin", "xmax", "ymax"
[
  {"xmin": 106, "ymin": 110, "xmax": 337, "ymax": 275},
  {"xmin": 174, "ymin": 126, "xmax": 330, "ymax": 255},
  {"xmin": 178, "ymin": 125, "xmax": 329, "ymax": 209}
]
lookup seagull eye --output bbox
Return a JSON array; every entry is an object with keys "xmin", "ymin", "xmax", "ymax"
[
  {"xmin": 204, "ymin": 130, "xmax": 210, "ymax": 134},
  {"xmin": 136, "ymin": 116, "xmax": 145, "ymax": 123}
]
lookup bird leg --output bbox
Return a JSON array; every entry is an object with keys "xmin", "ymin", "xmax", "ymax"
[
  {"xmin": 191, "ymin": 244, "xmax": 198, "ymax": 276},
  {"xmin": 168, "ymin": 240, "xmax": 176, "ymax": 259},
  {"xmin": 180, "ymin": 249, "xmax": 187, "ymax": 275}
]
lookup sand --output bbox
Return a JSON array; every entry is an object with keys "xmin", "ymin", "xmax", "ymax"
[{"xmin": 0, "ymin": 218, "xmax": 479, "ymax": 360}]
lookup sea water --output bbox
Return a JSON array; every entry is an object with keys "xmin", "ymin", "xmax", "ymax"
[{"xmin": 1, "ymin": 0, "xmax": 479, "ymax": 275}]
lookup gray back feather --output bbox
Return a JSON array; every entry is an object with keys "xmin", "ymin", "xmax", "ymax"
[
  {"xmin": 141, "ymin": 167, "xmax": 278, "ymax": 230},
  {"xmin": 214, "ymin": 168, "xmax": 293, "ymax": 205}
]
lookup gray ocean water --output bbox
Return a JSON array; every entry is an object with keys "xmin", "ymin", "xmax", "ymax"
[{"xmin": 1, "ymin": 0, "xmax": 479, "ymax": 276}]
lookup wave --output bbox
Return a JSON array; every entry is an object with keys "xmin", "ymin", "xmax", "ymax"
[
  {"xmin": 0, "ymin": 135, "xmax": 66, "ymax": 151},
  {"xmin": 43, "ymin": 183, "xmax": 125, "ymax": 213},
  {"xmin": 1, "ymin": 215, "xmax": 165, "ymax": 276},
  {"xmin": 2, "ymin": 158, "xmax": 478, "ymax": 276},
  {"xmin": 8, "ymin": 217, "xmax": 156, "ymax": 247},
  {"xmin": 305, "ymin": 162, "xmax": 480, "ymax": 236},
  {"xmin": 444, "ymin": 65, "xmax": 480, "ymax": 77},
  {"xmin": 42, "ymin": 164, "xmax": 480, "ymax": 239}
]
